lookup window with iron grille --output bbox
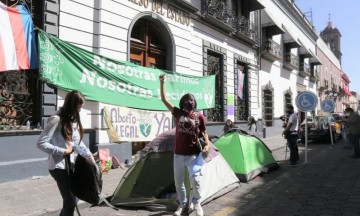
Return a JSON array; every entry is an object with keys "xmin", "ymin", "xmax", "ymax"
[
  {"xmin": 284, "ymin": 90, "xmax": 292, "ymax": 115},
  {"xmin": 235, "ymin": 63, "xmax": 249, "ymax": 121},
  {"xmin": 0, "ymin": 0, "xmax": 43, "ymax": 130},
  {"xmin": 206, "ymin": 51, "xmax": 224, "ymax": 122},
  {"xmin": 262, "ymin": 83, "xmax": 274, "ymax": 127}
]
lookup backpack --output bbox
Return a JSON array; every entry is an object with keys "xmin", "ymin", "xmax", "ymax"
[{"xmin": 68, "ymin": 155, "xmax": 103, "ymax": 205}]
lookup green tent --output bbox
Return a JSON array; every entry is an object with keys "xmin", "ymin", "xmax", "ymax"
[
  {"xmin": 214, "ymin": 129, "xmax": 279, "ymax": 182},
  {"xmin": 110, "ymin": 129, "xmax": 239, "ymax": 212}
]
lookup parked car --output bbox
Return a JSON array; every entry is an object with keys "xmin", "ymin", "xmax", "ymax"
[{"xmin": 299, "ymin": 115, "xmax": 341, "ymax": 143}]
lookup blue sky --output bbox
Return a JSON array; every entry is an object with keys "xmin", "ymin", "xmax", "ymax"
[{"xmin": 295, "ymin": 0, "xmax": 360, "ymax": 93}]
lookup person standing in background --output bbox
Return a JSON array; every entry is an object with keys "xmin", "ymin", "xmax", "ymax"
[
  {"xmin": 223, "ymin": 119, "xmax": 235, "ymax": 133},
  {"xmin": 343, "ymin": 107, "xmax": 360, "ymax": 158},
  {"xmin": 282, "ymin": 105, "xmax": 299, "ymax": 166},
  {"xmin": 247, "ymin": 116, "xmax": 257, "ymax": 135}
]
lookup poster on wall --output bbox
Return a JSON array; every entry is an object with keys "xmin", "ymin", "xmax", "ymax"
[{"xmin": 103, "ymin": 105, "xmax": 173, "ymax": 142}]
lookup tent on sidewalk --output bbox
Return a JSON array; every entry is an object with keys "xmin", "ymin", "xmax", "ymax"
[
  {"xmin": 214, "ymin": 129, "xmax": 279, "ymax": 182},
  {"xmin": 109, "ymin": 128, "xmax": 239, "ymax": 211}
]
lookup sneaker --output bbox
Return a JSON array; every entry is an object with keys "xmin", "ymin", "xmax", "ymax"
[
  {"xmin": 287, "ymin": 162, "xmax": 298, "ymax": 167},
  {"xmin": 194, "ymin": 203, "xmax": 204, "ymax": 216},
  {"xmin": 189, "ymin": 203, "xmax": 194, "ymax": 212},
  {"xmin": 174, "ymin": 203, "xmax": 186, "ymax": 216}
]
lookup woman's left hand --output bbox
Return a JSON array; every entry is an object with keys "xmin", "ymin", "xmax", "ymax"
[{"xmin": 202, "ymin": 144, "xmax": 209, "ymax": 153}]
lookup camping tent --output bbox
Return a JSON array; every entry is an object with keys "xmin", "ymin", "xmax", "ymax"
[
  {"xmin": 214, "ymin": 129, "xmax": 279, "ymax": 182},
  {"xmin": 109, "ymin": 129, "xmax": 239, "ymax": 211}
]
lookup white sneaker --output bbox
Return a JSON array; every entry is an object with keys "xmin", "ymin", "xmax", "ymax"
[
  {"xmin": 194, "ymin": 203, "xmax": 203, "ymax": 216},
  {"xmin": 174, "ymin": 203, "xmax": 186, "ymax": 216},
  {"xmin": 189, "ymin": 203, "xmax": 194, "ymax": 212}
]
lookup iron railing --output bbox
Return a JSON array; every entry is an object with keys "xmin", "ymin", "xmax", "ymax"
[
  {"xmin": 284, "ymin": 52, "xmax": 299, "ymax": 69},
  {"xmin": 201, "ymin": 0, "xmax": 259, "ymax": 43},
  {"xmin": 262, "ymin": 38, "xmax": 281, "ymax": 58},
  {"xmin": 0, "ymin": 71, "xmax": 33, "ymax": 130}
]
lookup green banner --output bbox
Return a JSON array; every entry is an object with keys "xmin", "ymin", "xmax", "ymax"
[{"xmin": 37, "ymin": 30, "xmax": 215, "ymax": 111}]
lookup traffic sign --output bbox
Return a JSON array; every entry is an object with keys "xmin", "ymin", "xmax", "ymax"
[
  {"xmin": 295, "ymin": 91, "xmax": 318, "ymax": 112},
  {"xmin": 321, "ymin": 99, "xmax": 335, "ymax": 113}
]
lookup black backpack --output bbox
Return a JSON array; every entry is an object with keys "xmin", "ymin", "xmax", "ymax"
[{"xmin": 68, "ymin": 155, "xmax": 103, "ymax": 205}]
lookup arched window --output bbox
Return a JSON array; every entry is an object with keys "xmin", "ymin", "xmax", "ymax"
[{"xmin": 130, "ymin": 19, "xmax": 166, "ymax": 69}]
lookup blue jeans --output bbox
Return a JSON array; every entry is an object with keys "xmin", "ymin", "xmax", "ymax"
[
  {"xmin": 287, "ymin": 134, "xmax": 299, "ymax": 164},
  {"xmin": 173, "ymin": 154, "xmax": 202, "ymax": 205}
]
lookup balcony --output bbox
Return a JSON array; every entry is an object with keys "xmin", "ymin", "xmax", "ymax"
[
  {"xmin": 261, "ymin": 38, "xmax": 281, "ymax": 62},
  {"xmin": 201, "ymin": 0, "xmax": 259, "ymax": 45},
  {"xmin": 299, "ymin": 62, "xmax": 311, "ymax": 78},
  {"xmin": 309, "ymin": 68, "xmax": 318, "ymax": 83},
  {"xmin": 283, "ymin": 53, "xmax": 299, "ymax": 70}
]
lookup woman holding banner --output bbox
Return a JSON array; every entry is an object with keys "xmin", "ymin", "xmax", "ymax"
[{"xmin": 159, "ymin": 74, "xmax": 209, "ymax": 216}]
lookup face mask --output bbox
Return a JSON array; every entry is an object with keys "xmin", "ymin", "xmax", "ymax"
[
  {"xmin": 345, "ymin": 113, "xmax": 350, "ymax": 117},
  {"xmin": 183, "ymin": 101, "xmax": 195, "ymax": 111},
  {"xmin": 287, "ymin": 111, "xmax": 293, "ymax": 115}
]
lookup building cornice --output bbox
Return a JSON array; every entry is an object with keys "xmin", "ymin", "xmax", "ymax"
[{"xmin": 275, "ymin": 0, "xmax": 318, "ymax": 42}]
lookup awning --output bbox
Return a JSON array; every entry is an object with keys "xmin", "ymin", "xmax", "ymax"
[
  {"xmin": 244, "ymin": 0, "xmax": 265, "ymax": 12},
  {"xmin": 282, "ymin": 24, "xmax": 301, "ymax": 48},
  {"xmin": 345, "ymin": 87, "xmax": 352, "ymax": 96},
  {"xmin": 261, "ymin": 10, "xmax": 285, "ymax": 37},
  {"xmin": 342, "ymin": 85, "xmax": 352, "ymax": 96},
  {"xmin": 309, "ymin": 50, "xmax": 322, "ymax": 65},
  {"xmin": 298, "ymin": 39, "xmax": 312, "ymax": 58},
  {"xmin": 309, "ymin": 57, "xmax": 322, "ymax": 65}
]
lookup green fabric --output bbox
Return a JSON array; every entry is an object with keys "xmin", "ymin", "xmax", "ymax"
[
  {"xmin": 214, "ymin": 131, "xmax": 278, "ymax": 181},
  {"xmin": 37, "ymin": 30, "xmax": 215, "ymax": 111}
]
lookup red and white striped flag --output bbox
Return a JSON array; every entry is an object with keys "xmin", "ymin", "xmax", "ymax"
[{"xmin": 0, "ymin": 2, "xmax": 38, "ymax": 72}]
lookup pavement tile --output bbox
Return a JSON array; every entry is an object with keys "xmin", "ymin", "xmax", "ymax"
[{"xmin": 4, "ymin": 136, "xmax": 360, "ymax": 216}]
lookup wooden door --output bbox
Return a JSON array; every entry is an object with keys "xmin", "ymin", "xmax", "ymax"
[{"xmin": 130, "ymin": 20, "xmax": 166, "ymax": 70}]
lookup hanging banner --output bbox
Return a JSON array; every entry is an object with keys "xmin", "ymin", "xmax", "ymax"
[
  {"xmin": 103, "ymin": 105, "xmax": 173, "ymax": 142},
  {"xmin": 237, "ymin": 66, "xmax": 244, "ymax": 99},
  {"xmin": 37, "ymin": 30, "xmax": 215, "ymax": 111},
  {"xmin": 0, "ymin": 2, "xmax": 38, "ymax": 72}
]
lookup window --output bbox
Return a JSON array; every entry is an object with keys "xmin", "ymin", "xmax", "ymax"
[
  {"xmin": 0, "ymin": 0, "xmax": 43, "ymax": 130},
  {"xmin": 130, "ymin": 19, "xmax": 166, "ymax": 69},
  {"xmin": 284, "ymin": 91, "xmax": 292, "ymax": 115},
  {"xmin": 206, "ymin": 51, "xmax": 224, "ymax": 122},
  {"xmin": 0, "ymin": 71, "xmax": 39, "ymax": 129},
  {"xmin": 262, "ymin": 83, "xmax": 274, "ymax": 127},
  {"xmin": 235, "ymin": 64, "xmax": 249, "ymax": 121}
]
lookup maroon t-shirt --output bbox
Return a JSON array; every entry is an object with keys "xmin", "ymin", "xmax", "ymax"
[{"xmin": 172, "ymin": 107, "xmax": 206, "ymax": 155}]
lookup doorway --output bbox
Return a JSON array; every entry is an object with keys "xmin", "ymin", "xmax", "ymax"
[
  {"xmin": 129, "ymin": 18, "xmax": 168, "ymax": 154},
  {"xmin": 130, "ymin": 19, "xmax": 166, "ymax": 69}
]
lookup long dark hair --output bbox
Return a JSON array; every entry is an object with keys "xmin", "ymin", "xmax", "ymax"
[
  {"xmin": 179, "ymin": 93, "xmax": 197, "ymax": 110},
  {"xmin": 60, "ymin": 90, "xmax": 85, "ymax": 141}
]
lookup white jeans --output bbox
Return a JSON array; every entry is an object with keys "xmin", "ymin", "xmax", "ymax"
[{"xmin": 173, "ymin": 154, "xmax": 202, "ymax": 205}]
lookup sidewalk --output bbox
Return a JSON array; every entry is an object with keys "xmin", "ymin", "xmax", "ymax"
[{"xmin": 2, "ymin": 135, "xmax": 359, "ymax": 216}]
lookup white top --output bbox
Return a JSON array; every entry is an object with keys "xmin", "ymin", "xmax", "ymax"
[
  {"xmin": 288, "ymin": 113, "xmax": 298, "ymax": 133},
  {"xmin": 37, "ymin": 111, "xmax": 92, "ymax": 170}
]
